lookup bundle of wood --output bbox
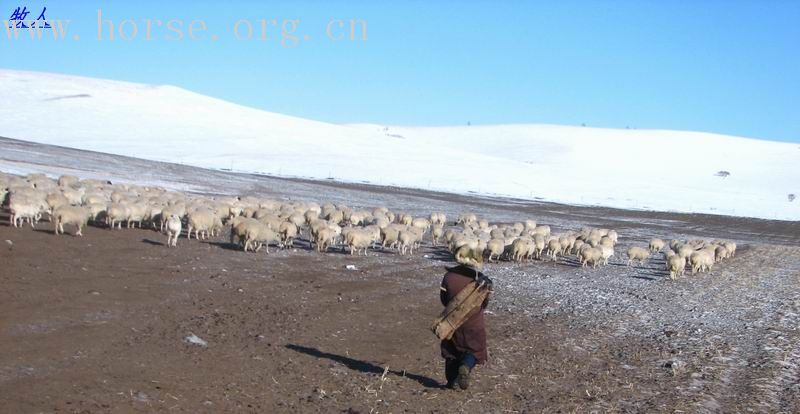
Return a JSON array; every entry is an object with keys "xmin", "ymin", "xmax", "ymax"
[{"xmin": 431, "ymin": 280, "xmax": 490, "ymax": 340}]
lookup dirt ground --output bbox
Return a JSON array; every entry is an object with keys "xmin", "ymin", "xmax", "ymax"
[{"xmin": 1, "ymin": 138, "xmax": 799, "ymax": 413}]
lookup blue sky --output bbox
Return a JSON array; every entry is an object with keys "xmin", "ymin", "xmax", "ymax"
[{"xmin": 1, "ymin": 0, "xmax": 798, "ymax": 142}]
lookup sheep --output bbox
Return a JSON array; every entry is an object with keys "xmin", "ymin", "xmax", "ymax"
[
  {"xmin": 53, "ymin": 205, "xmax": 90, "ymax": 236},
  {"xmin": 689, "ymin": 251, "xmax": 714, "ymax": 275},
  {"xmin": 457, "ymin": 213, "xmax": 477, "ymax": 226},
  {"xmin": 244, "ymin": 224, "xmax": 280, "ymax": 253},
  {"xmin": 510, "ymin": 238, "xmax": 532, "ymax": 263},
  {"xmin": 431, "ymin": 224, "xmax": 444, "ymax": 246},
  {"xmin": 84, "ymin": 202, "xmax": 107, "ymax": 222},
  {"xmin": 314, "ymin": 227, "xmax": 337, "ymax": 252},
  {"xmin": 559, "ymin": 236, "xmax": 573, "ymax": 256},
  {"xmin": 430, "ymin": 212, "xmax": 447, "ymax": 226},
  {"xmin": 676, "ymin": 244, "xmax": 694, "ymax": 262},
  {"xmin": 489, "ymin": 228, "xmax": 505, "ymax": 240},
  {"xmin": 523, "ymin": 220, "xmax": 537, "ymax": 231},
  {"xmin": 398, "ymin": 228, "xmax": 423, "ymax": 255},
  {"xmin": 723, "ymin": 241, "xmax": 737, "ymax": 257},
  {"xmin": 398, "ymin": 213, "xmax": 413, "ymax": 226},
  {"xmin": 62, "ymin": 187, "xmax": 85, "ymax": 205},
  {"xmin": 45, "ymin": 192, "xmax": 71, "ymax": 215},
  {"xmin": 579, "ymin": 247, "xmax": 603, "ymax": 268},
  {"xmin": 450, "ymin": 235, "xmax": 479, "ymax": 254},
  {"xmin": 599, "ymin": 236, "xmax": 615, "ymax": 248},
  {"xmin": 572, "ymin": 239, "xmax": 585, "ymax": 255},
  {"xmin": 454, "ymin": 245, "xmax": 483, "ymax": 268},
  {"xmin": 626, "ymin": 246, "xmax": 650, "ymax": 266},
  {"xmin": 649, "ymin": 238, "xmax": 665, "ymax": 252},
  {"xmin": 346, "ymin": 229, "xmax": 374, "ymax": 256},
  {"xmin": 125, "ymin": 202, "xmax": 149, "ymax": 229},
  {"xmin": 374, "ymin": 216, "xmax": 391, "ymax": 229},
  {"xmin": 187, "ymin": 210, "xmax": 222, "ymax": 240},
  {"xmin": 411, "ymin": 217, "xmax": 431, "ymax": 232},
  {"xmin": 599, "ymin": 244, "xmax": 614, "ymax": 265},
  {"xmin": 485, "ymin": 238, "xmax": 505, "ymax": 263},
  {"xmin": 105, "ymin": 203, "xmax": 129, "ymax": 229},
  {"xmin": 230, "ymin": 217, "xmax": 259, "ymax": 248},
  {"xmin": 714, "ymin": 245, "xmax": 730, "ymax": 262},
  {"xmin": 666, "ymin": 255, "xmax": 686, "ymax": 279},
  {"xmin": 532, "ymin": 235, "xmax": 546, "ymax": 259},
  {"xmin": 546, "ymin": 238, "xmax": 561, "ymax": 261},
  {"xmin": 348, "ymin": 210, "xmax": 371, "ymax": 226},
  {"xmin": 278, "ymin": 221, "xmax": 299, "ymax": 248},
  {"xmin": 607, "ymin": 230, "xmax": 619, "ymax": 244},
  {"xmin": 532, "ymin": 225, "xmax": 551, "ymax": 238},
  {"xmin": 380, "ymin": 225, "xmax": 401, "ymax": 250},
  {"xmin": 57, "ymin": 175, "xmax": 80, "ymax": 188},
  {"xmin": 9, "ymin": 194, "xmax": 45, "ymax": 227},
  {"xmin": 165, "ymin": 214, "xmax": 182, "ymax": 247},
  {"xmin": 160, "ymin": 205, "xmax": 186, "ymax": 232}
]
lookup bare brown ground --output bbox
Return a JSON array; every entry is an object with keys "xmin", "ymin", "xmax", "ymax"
[{"xmin": 2, "ymin": 214, "xmax": 799, "ymax": 413}]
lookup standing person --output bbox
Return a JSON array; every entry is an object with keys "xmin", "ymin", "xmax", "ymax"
[{"xmin": 439, "ymin": 248, "xmax": 493, "ymax": 390}]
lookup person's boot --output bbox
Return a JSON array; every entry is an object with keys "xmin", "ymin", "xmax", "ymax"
[
  {"xmin": 457, "ymin": 364, "xmax": 471, "ymax": 390},
  {"xmin": 444, "ymin": 359, "xmax": 459, "ymax": 389}
]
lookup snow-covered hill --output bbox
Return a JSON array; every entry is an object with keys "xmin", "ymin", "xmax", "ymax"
[{"xmin": 0, "ymin": 69, "xmax": 797, "ymax": 220}]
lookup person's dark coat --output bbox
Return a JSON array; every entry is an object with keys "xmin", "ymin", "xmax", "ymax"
[{"xmin": 439, "ymin": 264, "xmax": 489, "ymax": 364}]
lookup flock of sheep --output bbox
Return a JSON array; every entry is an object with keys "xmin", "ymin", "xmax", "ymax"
[{"xmin": 1, "ymin": 172, "xmax": 737, "ymax": 280}]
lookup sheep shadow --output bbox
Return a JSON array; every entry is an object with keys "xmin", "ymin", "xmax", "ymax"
[
  {"xmin": 285, "ymin": 344, "xmax": 442, "ymax": 390},
  {"xmin": 631, "ymin": 274, "xmax": 661, "ymax": 281},
  {"xmin": 31, "ymin": 225, "xmax": 56, "ymax": 234},
  {"xmin": 142, "ymin": 238, "xmax": 165, "ymax": 246},
  {"xmin": 206, "ymin": 241, "xmax": 242, "ymax": 251}
]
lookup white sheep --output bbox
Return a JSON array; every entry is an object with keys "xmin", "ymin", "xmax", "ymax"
[
  {"xmin": 649, "ymin": 238, "xmax": 665, "ymax": 252},
  {"xmin": 229, "ymin": 217, "xmax": 259, "ymax": 248},
  {"xmin": 714, "ymin": 245, "xmax": 730, "ymax": 262},
  {"xmin": 244, "ymin": 223, "xmax": 280, "ymax": 253},
  {"xmin": 57, "ymin": 175, "xmax": 80, "ymax": 188},
  {"xmin": 380, "ymin": 225, "xmax": 401, "ymax": 250},
  {"xmin": 579, "ymin": 246, "xmax": 603, "ymax": 268},
  {"xmin": 599, "ymin": 244, "xmax": 614, "ymax": 265},
  {"xmin": 532, "ymin": 225, "xmax": 551, "ymax": 238},
  {"xmin": 398, "ymin": 228, "xmax": 423, "ymax": 255},
  {"xmin": 346, "ymin": 229, "xmax": 374, "ymax": 256},
  {"xmin": 279, "ymin": 221, "xmax": 299, "ymax": 248},
  {"xmin": 430, "ymin": 212, "xmax": 447, "ymax": 226},
  {"xmin": 689, "ymin": 251, "xmax": 714, "ymax": 275},
  {"xmin": 411, "ymin": 217, "xmax": 431, "ymax": 232},
  {"xmin": 431, "ymin": 224, "xmax": 444, "ymax": 246},
  {"xmin": 546, "ymin": 238, "xmax": 561, "ymax": 261},
  {"xmin": 165, "ymin": 214, "xmax": 182, "ymax": 247},
  {"xmin": 105, "ymin": 203, "xmax": 129, "ymax": 229},
  {"xmin": 314, "ymin": 227, "xmax": 337, "ymax": 252},
  {"xmin": 626, "ymin": 246, "xmax": 650, "ymax": 266},
  {"xmin": 485, "ymin": 238, "xmax": 505, "ymax": 263},
  {"xmin": 9, "ymin": 195, "xmax": 44, "ymax": 227},
  {"xmin": 510, "ymin": 238, "xmax": 532, "ymax": 263},
  {"xmin": 723, "ymin": 241, "xmax": 737, "ymax": 257},
  {"xmin": 187, "ymin": 210, "xmax": 222, "ymax": 240},
  {"xmin": 53, "ymin": 205, "xmax": 90, "ymax": 236},
  {"xmin": 45, "ymin": 192, "xmax": 70, "ymax": 215},
  {"xmin": 666, "ymin": 255, "xmax": 686, "ymax": 279},
  {"xmin": 532, "ymin": 235, "xmax": 546, "ymax": 259}
]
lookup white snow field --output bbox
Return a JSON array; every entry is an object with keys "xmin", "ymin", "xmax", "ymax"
[{"xmin": 0, "ymin": 69, "xmax": 797, "ymax": 220}]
